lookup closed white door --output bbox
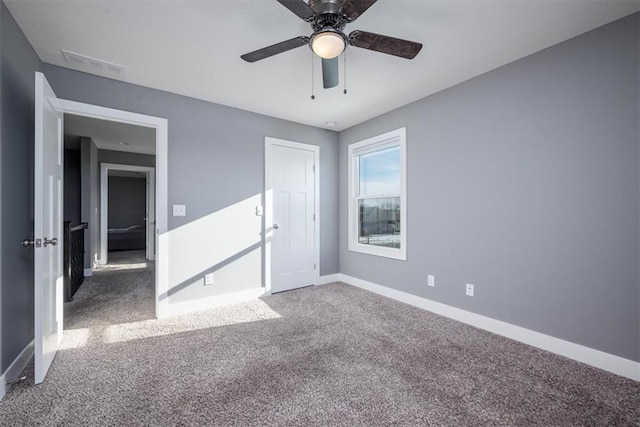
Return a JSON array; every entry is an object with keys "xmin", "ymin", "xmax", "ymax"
[
  {"xmin": 266, "ymin": 139, "xmax": 318, "ymax": 293},
  {"xmin": 34, "ymin": 72, "xmax": 64, "ymax": 384}
]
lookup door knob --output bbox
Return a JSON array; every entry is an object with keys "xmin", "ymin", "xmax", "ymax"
[
  {"xmin": 43, "ymin": 237, "xmax": 58, "ymax": 247},
  {"xmin": 22, "ymin": 238, "xmax": 42, "ymax": 248},
  {"xmin": 273, "ymin": 224, "xmax": 279, "ymax": 229}
]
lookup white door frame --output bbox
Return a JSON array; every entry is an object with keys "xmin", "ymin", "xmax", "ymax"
[
  {"xmin": 264, "ymin": 137, "xmax": 320, "ymax": 294},
  {"xmin": 58, "ymin": 98, "xmax": 169, "ymax": 318},
  {"xmin": 99, "ymin": 163, "xmax": 155, "ymax": 265}
]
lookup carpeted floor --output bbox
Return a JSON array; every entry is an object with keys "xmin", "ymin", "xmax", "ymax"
[{"xmin": 1, "ymin": 252, "xmax": 639, "ymax": 425}]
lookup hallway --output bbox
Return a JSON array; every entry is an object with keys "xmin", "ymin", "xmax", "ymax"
[{"xmin": 66, "ymin": 250, "xmax": 156, "ymax": 329}]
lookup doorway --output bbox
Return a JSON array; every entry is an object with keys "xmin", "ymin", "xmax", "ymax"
[
  {"xmin": 100, "ymin": 163, "xmax": 156, "ymax": 265},
  {"xmin": 34, "ymin": 71, "xmax": 169, "ymax": 384},
  {"xmin": 58, "ymin": 97, "xmax": 169, "ymax": 318},
  {"xmin": 265, "ymin": 137, "xmax": 320, "ymax": 294}
]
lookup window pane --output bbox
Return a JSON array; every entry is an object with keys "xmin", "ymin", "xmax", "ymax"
[
  {"xmin": 358, "ymin": 197, "xmax": 401, "ymax": 248},
  {"xmin": 359, "ymin": 146, "xmax": 400, "ymax": 196}
]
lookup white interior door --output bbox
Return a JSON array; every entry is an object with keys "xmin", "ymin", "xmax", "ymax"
[
  {"xmin": 267, "ymin": 140, "xmax": 318, "ymax": 293},
  {"xmin": 34, "ymin": 72, "xmax": 64, "ymax": 384}
]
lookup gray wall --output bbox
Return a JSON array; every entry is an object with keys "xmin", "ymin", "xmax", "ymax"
[
  {"xmin": 43, "ymin": 64, "xmax": 340, "ymax": 303},
  {"xmin": 64, "ymin": 149, "xmax": 81, "ymax": 226},
  {"xmin": 108, "ymin": 176, "xmax": 146, "ymax": 230},
  {"xmin": 0, "ymin": 2, "xmax": 42, "ymax": 372},
  {"xmin": 81, "ymin": 137, "xmax": 99, "ymax": 269},
  {"xmin": 1, "ymin": 1, "xmax": 4, "ymax": 374},
  {"xmin": 339, "ymin": 14, "xmax": 640, "ymax": 362}
]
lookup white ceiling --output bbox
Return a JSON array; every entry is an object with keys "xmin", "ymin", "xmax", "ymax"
[
  {"xmin": 65, "ymin": 114, "xmax": 156, "ymax": 155},
  {"xmin": 6, "ymin": 0, "xmax": 640, "ymax": 131}
]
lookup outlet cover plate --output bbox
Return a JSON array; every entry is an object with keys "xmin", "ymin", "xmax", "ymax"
[
  {"xmin": 204, "ymin": 273, "xmax": 214, "ymax": 286},
  {"xmin": 428, "ymin": 275, "xmax": 435, "ymax": 287},
  {"xmin": 466, "ymin": 283, "xmax": 474, "ymax": 297}
]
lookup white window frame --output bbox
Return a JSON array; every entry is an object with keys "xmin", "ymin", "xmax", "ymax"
[{"xmin": 348, "ymin": 127, "xmax": 407, "ymax": 261}]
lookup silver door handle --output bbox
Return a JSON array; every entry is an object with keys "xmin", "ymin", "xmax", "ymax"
[
  {"xmin": 273, "ymin": 224, "xmax": 279, "ymax": 229},
  {"xmin": 22, "ymin": 238, "xmax": 42, "ymax": 248},
  {"xmin": 43, "ymin": 237, "xmax": 58, "ymax": 247}
]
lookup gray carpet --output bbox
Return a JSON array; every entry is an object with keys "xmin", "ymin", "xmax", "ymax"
[{"xmin": 1, "ymin": 253, "xmax": 639, "ymax": 425}]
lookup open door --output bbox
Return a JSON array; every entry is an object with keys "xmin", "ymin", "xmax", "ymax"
[{"xmin": 34, "ymin": 72, "xmax": 64, "ymax": 384}]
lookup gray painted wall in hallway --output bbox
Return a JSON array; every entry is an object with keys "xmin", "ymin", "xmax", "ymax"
[
  {"xmin": 64, "ymin": 149, "xmax": 81, "ymax": 226},
  {"xmin": 1, "ymin": 2, "xmax": 4, "ymax": 373},
  {"xmin": 44, "ymin": 64, "xmax": 339, "ymax": 302},
  {"xmin": 108, "ymin": 176, "xmax": 146, "ymax": 230},
  {"xmin": 339, "ymin": 14, "xmax": 640, "ymax": 362},
  {"xmin": 0, "ymin": 2, "xmax": 42, "ymax": 371}
]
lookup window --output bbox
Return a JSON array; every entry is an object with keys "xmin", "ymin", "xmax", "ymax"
[{"xmin": 348, "ymin": 127, "xmax": 407, "ymax": 260}]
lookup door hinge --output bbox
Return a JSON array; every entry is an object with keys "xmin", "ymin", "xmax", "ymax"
[
  {"xmin": 314, "ymin": 263, "xmax": 317, "ymax": 270},
  {"xmin": 313, "ymin": 165, "xmax": 316, "ymax": 173},
  {"xmin": 313, "ymin": 214, "xmax": 316, "ymax": 221}
]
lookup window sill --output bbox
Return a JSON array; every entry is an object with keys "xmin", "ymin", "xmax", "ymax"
[{"xmin": 348, "ymin": 243, "xmax": 407, "ymax": 261}]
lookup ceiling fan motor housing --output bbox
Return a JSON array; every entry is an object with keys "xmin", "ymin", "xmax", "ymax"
[{"xmin": 308, "ymin": 0, "xmax": 343, "ymax": 16}]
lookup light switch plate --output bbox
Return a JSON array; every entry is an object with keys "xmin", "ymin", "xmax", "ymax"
[
  {"xmin": 428, "ymin": 275, "xmax": 435, "ymax": 287},
  {"xmin": 173, "ymin": 204, "xmax": 186, "ymax": 217}
]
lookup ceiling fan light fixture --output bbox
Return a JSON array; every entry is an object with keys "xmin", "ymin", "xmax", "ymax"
[{"xmin": 311, "ymin": 30, "xmax": 346, "ymax": 59}]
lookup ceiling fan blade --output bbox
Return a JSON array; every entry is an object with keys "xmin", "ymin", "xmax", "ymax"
[
  {"xmin": 341, "ymin": 0, "xmax": 377, "ymax": 22},
  {"xmin": 241, "ymin": 36, "xmax": 309, "ymax": 63},
  {"xmin": 322, "ymin": 57, "xmax": 339, "ymax": 89},
  {"xmin": 276, "ymin": 0, "xmax": 315, "ymax": 21},
  {"xmin": 348, "ymin": 30, "xmax": 422, "ymax": 59}
]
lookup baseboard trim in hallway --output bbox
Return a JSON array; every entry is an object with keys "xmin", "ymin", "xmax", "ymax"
[
  {"xmin": 338, "ymin": 273, "xmax": 640, "ymax": 381},
  {"xmin": 0, "ymin": 339, "xmax": 34, "ymax": 400}
]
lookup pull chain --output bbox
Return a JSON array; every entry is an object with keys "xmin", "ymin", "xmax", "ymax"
[
  {"xmin": 343, "ymin": 50, "xmax": 348, "ymax": 95},
  {"xmin": 311, "ymin": 52, "xmax": 315, "ymax": 100}
]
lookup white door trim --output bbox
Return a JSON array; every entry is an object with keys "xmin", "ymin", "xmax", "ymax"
[
  {"xmin": 264, "ymin": 137, "xmax": 320, "ymax": 294},
  {"xmin": 57, "ymin": 98, "xmax": 169, "ymax": 318},
  {"xmin": 99, "ymin": 163, "xmax": 155, "ymax": 265}
]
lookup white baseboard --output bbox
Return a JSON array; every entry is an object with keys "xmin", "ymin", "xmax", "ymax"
[
  {"xmin": 317, "ymin": 274, "xmax": 340, "ymax": 285},
  {"xmin": 163, "ymin": 288, "xmax": 267, "ymax": 318},
  {"xmin": 339, "ymin": 273, "xmax": 640, "ymax": 382},
  {"xmin": 83, "ymin": 268, "xmax": 93, "ymax": 277},
  {"xmin": 0, "ymin": 339, "xmax": 34, "ymax": 400}
]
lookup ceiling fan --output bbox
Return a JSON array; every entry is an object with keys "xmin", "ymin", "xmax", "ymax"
[{"xmin": 240, "ymin": 0, "xmax": 423, "ymax": 89}]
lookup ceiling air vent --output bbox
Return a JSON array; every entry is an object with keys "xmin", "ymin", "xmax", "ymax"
[{"xmin": 61, "ymin": 49, "xmax": 125, "ymax": 76}]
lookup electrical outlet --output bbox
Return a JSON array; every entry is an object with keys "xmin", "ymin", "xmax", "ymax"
[
  {"xmin": 204, "ymin": 273, "xmax": 214, "ymax": 286},
  {"xmin": 466, "ymin": 283, "xmax": 474, "ymax": 297},
  {"xmin": 428, "ymin": 275, "xmax": 435, "ymax": 287}
]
